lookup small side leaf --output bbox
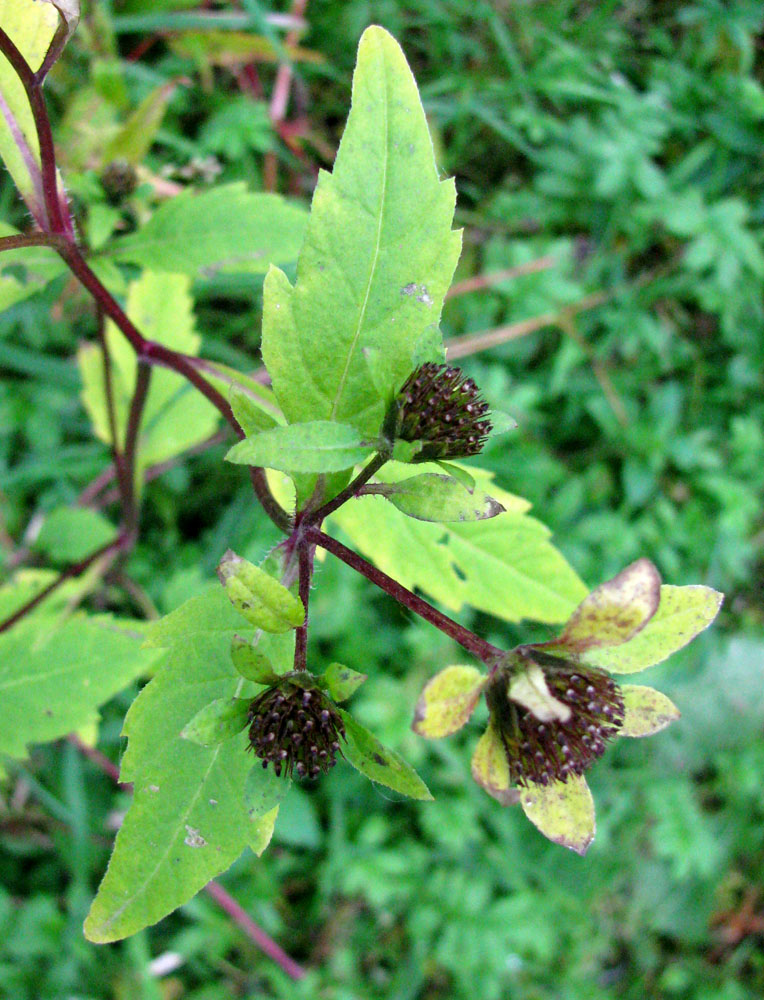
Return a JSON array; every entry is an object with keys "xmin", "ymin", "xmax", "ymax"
[
  {"xmin": 250, "ymin": 806, "xmax": 279, "ymax": 856},
  {"xmin": 225, "ymin": 421, "xmax": 377, "ymax": 474},
  {"xmin": 383, "ymin": 474, "xmax": 505, "ymax": 523},
  {"xmin": 549, "ymin": 558, "xmax": 661, "ymax": 653},
  {"xmin": 181, "ymin": 698, "xmax": 251, "ymax": 748},
  {"xmin": 338, "ymin": 710, "xmax": 433, "ymax": 800},
  {"xmin": 488, "ymin": 410, "xmax": 518, "ymax": 438},
  {"xmin": 321, "ymin": 663, "xmax": 367, "ymax": 702},
  {"xmin": 508, "ymin": 662, "xmax": 571, "ymax": 723},
  {"xmin": 412, "ymin": 665, "xmax": 485, "ymax": 738},
  {"xmin": 582, "ymin": 585, "xmax": 723, "ymax": 674},
  {"xmin": 619, "ymin": 685, "xmax": 680, "ymax": 737},
  {"xmin": 230, "ymin": 385, "xmax": 279, "ymax": 436},
  {"xmin": 230, "ymin": 636, "xmax": 280, "ymax": 684},
  {"xmin": 38, "ymin": 1, "xmax": 80, "ymax": 79},
  {"xmin": 519, "ymin": 774, "xmax": 595, "ymax": 855},
  {"xmin": 244, "ymin": 766, "xmax": 291, "ymax": 822},
  {"xmin": 470, "ymin": 722, "xmax": 518, "ymax": 806},
  {"xmin": 217, "ymin": 550, "xmax": 305, "ymax": 633}
]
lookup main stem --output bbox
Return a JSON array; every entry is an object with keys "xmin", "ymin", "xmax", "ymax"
[{"xmin": 307, "ymin": 528, "xmax": 504, "ymax": 664}]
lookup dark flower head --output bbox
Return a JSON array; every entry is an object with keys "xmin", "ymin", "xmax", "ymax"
[
  {"xmin": 386, "ymin": 363, "xmax": 492, "ymax": 461},
  {"xmin": 486, "ymin": 651, "xmax": 625, "ymax": 788},
  {"xmin": 247, "ymin": 679, "xmax": 346, "ymax": 780}
]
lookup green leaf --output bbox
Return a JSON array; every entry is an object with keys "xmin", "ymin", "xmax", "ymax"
[
  {"xmin": 217, "ymin": 550, "xmax": 305, "ymax": 633},
  {"xmin": 547, "ymin": 558, "xmax": 662, "ymax": 653},
  {"xmin": 321, "ymin": 662, "xmax": 367, "ymax": 702},
  {"xmin": 519, "ymin": 774, "xmax": 595, "ymax": 855},
  {"xmin": 581, "ymin": 585, "xmax": 723, "ymax": 675},
  {"xmin": 488, "ymin": 410, "xmax": 518, "ymax": 438},
  {"xmin": 0, "ymin": 614, "xmax": 158, "ymax": 760},
  {"xmin": 244, "ymin": 766, "xmax": 291, "ymax": 822},
  {"xmin": 330, "ymin": 461, "xmax": 587, "ymax": 624},
  {"xmin": 0, "ymin": 0, "xmax": 70, "ymax": 226},
  {"xmin": 33, "ymin": 507, "xmax": 117, "ymax": 563},
  {"xmin": 470, "ymin": 722, "xmax": 517, "ymax": 806},
  {"xmin": 78, "ymin": 271, "xmax": 219, "ymax": 470},
  {"xmin": 383, "ymin": 473, "xmax": 505, "ymax": 523},
  {"xmin": 229, "ymin": 384, "xmax": 279, "ymax": 436},
  {"xmin": 144, "ymin": 586, "xmax": 246, "ymax": 648},
  {"xmin": 619, "ymin": 685, "xmax": 680, "ymax": 737},
  {"xmin": 435, "ymin": 461, "xmax": 475, "ymax": 492},
  {"xmin": 225, "ymin": 421, "xmax": 377, "ymax": 474},
  {"xmin": 249, "ymin": 806, "xmax": 279, "ymax": 856},
  {"xmin": 83, "ymin": 627, "xmax": 271, "ymax": 943},
  {"xmin": 180, "ymin": 697, "xmax": 251, "ymax": 747},
  {"xmin": 104, "ymin": 184, "xmax": 307, "ymax": 278},
  {"xmin": 261, "ymin": 26, "xmax": 461, "ymax": 436},
  {"xmin": 230, "ymin": 635, "xmax": 280, "ymax": 684},
  {"xmin": 338, "ymin": 710, "xmax": 433, "ymax": 800},
  {"xmin": 412, "ymin": 665, "xmax": 485, "ymax": 738},
  {"xmin": 102, "ymin": 81, "xmax": 177, "ymax": 166},
  {"xmin": 508, "ymin": 662, "xmax": 571, "ymax": 723}
]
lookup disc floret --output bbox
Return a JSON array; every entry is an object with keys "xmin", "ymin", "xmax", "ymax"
[{"xmin": 247, "ymin": 678, "xmax": 346, "ymax": 780}]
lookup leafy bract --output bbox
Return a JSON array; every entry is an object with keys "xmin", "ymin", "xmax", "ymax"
[
  {"xmin": 180, "ymin": 697, "xmax": 251, "ymax": 747},
  {"xmin": 383, "ymin": 474, "xmax": 505, "ymax": 523},
  {"xmin": 261, "ymin": 26, "xmax": 461, "ymax": 437},
  {"xmin": 217, "ymin": 550, "xmax": 305, "ymax": 633},
  {"xmin": 85, "ymin": 591, "xmax": 294, "ymax": 943},
  {"xmin": 321, "ymin": 662, "xmax": 367, "ymax": 702},
  {"xmin": 0, "ymin": 613, "xmax": 158, "ymax": 760},
  {"xmin": 339, "ymin": 710, "xmax": 432, "ymax": 800},
  {"xmin": 581, "ymin": 585, "xmax": 723, "ymax": 674},
  {"xmin": 225, "ymin": 421, "xmax": 377, "ymax": 474},
  {"xmin": 104, "ymin": 184, "xmax": 307, "ymax": 278},
  {"xmin": 78, "ymin": 271, "xmax": 219, "ymax": 470},
  {"xmin": 412, "ymin": 665, "xmax": 485, "ymax": 738},
  {"xmin": 470, "ymin": 722, "xmax": 517, "ymax": 806},
  {"xmin": 519, "ymin": 774, "xmax": 595, "ymax": 855},
  {"xmin": 329, "ymin": 462, "xmax": 587, "ymax": 624},
  {"xmin": 619, "ymin": 685, "xmax": 680, "ymax": 737},
  {"xmin": 507, "ymin": 662, "xmax": 571, "ymax": 723}
]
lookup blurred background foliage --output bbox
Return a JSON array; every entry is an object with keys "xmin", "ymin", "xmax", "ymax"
[{"xmin": 1, "ymin": 1, "xmax": 763, "ymax": 997}]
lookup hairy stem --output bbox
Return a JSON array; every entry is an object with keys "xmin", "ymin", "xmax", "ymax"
[
  {"xmin": 307, "ymin": 528, "xmax": 504, "ymax": 664},
  {"xmin": 122, "ymin": 361, "xmax": 152, "ymax": 535},
  {"xmin": 294, "ymin": 543, "xmax": 312, "ymax": 672}
]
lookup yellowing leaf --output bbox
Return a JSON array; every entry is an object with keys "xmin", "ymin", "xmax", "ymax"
[
  {"xmin": 619, "ymin": 685, "xmax": 680, "ymax": 737},
  {"xmin": 383, "ymin": 474, "xmax": 505, "ymax": 523},
  {"xmin": 217, "ymin": 550, "xmax": 305, "ymax": 633},
  {"xmin": 412, "ymin": 665, "xmax": 485, "ymax": 738},
  {"xmin": 519, "ymin": 774, "xmax": 595, "ymax": 855},
  {"xmin": 508, "ymin": 662, "xmax": 571, "ymax": 723},
  {"xmin": 470, "ymin": 722, "xmax": 517, "ymax": 805}
]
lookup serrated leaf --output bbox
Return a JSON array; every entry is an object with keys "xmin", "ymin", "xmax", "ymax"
[
  {"xmin": 78, "ymin": 271, "xmax": 219, "ymax": 471},
  {"xmin": 618, "ymin": 685, "xmax": 680, "ymax": 737},
  {"xmin": 225, "ymin": 421, "xmax": 377, "ymax": 474},
  {"xmin": 383, "ymin": 473, "xmax": 505, "ymax": 523},
  {"xmin": 338, "ymin": 709, "xmax": 432, "ymax": 800},
  {"xmin": 0, "ymin": 614, "xmax": 159, "ymax": 760},
  {"xmin": 244, "ymin": 766, "xmax": 291, "ymax": 821},
  {"xmin": 519, "ymin": 774, "xmax": 595, "ymax": 855},
  {"xmin": 34, "ymin": 507, "xmax": 118, "ymax": 563},
  {"xmin": 508, "ymin": 662, "xmax": 571, "ymax": 723},
  {"xmin": 547, "ymin": 559, "xmax": 662, "ymax": 653},
  {"xmin": 261, "ymin": 26, "xmax": 461, "ymax": 437},
  {"xmin": 181, "ymin": 697, "xmax": 251, "ymax": 747},
  {"xmin": 105, "ymin": 184, "xmax": 307, "ymax": 278},
  {"xmin": 229, "ymin": 384, "xmax": 279, "ymax": 436},
  {"xmin": 230, "ymin": 635, "xmax": 280, "ymax": 684},
  {"xmin": 0, "ymin": 0, "xmax": 69, "ymax": 226},
  {"xmin": 412, "ymin": 665, "xmax": 485, "ymax": 738},
  {"xmin": 330, "ymin": 461, "xmax": 586, "ymax": 623},
  {"xmin": 470, "ymin": 722, "xmax": 518, "ymax": 805},
  {"xmin": 581, "ymin": 585, "xmax": 723, "ymax": 674},
  {"xmin": 322, "ymin": 662, "xmax": 367, "ymax": 702},
  {"xmin": 217, "ymin": 550, "xmax": 305, "ymax": 633}
]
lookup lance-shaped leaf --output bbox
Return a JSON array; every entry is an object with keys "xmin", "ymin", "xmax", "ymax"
[
  {"xmin": 261, "ymin": 26, "xmax": 461, "ymax": 436},
  {"xmin": 508, "ymin": 662, "xmax": 571, "ymax": 724},
  {"xmin": 581, "ymin": 585, "xmax": 723, "ymax": 674},
  {"xmin": 546, "ymin": 559, "xmax": 661, "ymax": 654},
  {"xmin": 230, "ymin": 635, "xmax": 281, "ymax": 684},
  {"xmin": 618, "ymin": 685, "xmax": 680, "ymax": 737},
  {"xmin": 229, "ymin": 384, "xmax": 279, "ymax": 436},
  {"xmin": 217, "ymin": 550, "xmax": 305, "ymax": 633},
  {"xmin": 225, "ymin": 421, "xmax": 377, "ymax": 474},
  {"xmin": 471, "ymin": 722, "xmax": 518, "ymax": 806},
  {"xmin": 321, "ymin": 662, "xmax": 367, "ymax": 702},
  {"xmin": 37, "ymin": 1, "xmax": 80, "ymax": 79},
  {"xmin": 413, "ymin": 665, "xmax": 485, "ymax": 738},
  {"xmin": 0, "ymin": 0, "xmax": 70, "ymax": 227},
  {"xmin": 338, "ymin": 710, "xmax": 433, "ymax": 800},
  {"xmin": 519, "ymin": 774, "xmax": 596, "ymax": 855},
  {"xmin": 180, "ymin": 697, "xmax": 251, "ymax": 748},
  {"xmin": 382, "ymin": 474, "xmax": 505, "ymax": 523},
  {"xmin": 105, "ymin": 184, "xmax": 307, "ymax": 278}
]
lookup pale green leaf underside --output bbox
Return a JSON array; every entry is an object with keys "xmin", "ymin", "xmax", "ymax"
[
  {"xmin": 339, "ymin": 710, "xmax": 433, "ymax": 800},
  {"xmin": 412, "ymin": 664, "xmax": 484, "ymax": 738},
  {"xmin": 104, "ymin": 184, "xmax": 307, "ymax": 277},
  {"xmin": 0, "ymin": 614, "xmax": 159, "ymax": 760},
  {"xmin": 619, "ymin": 685, "xmax": 680, "ymax": 737},
  {"xmin": 384, "ymin": 473, "xmax": 505, "ymax": 523},
  {"xmin": 225, "ymin": 421, "xmax": 376, "ymax": 474},
  {"xmin": 329, "ymin": 463, "xmax": 586, "ymax": 624},
  {"xmin": 581, "ymin": 585, "xmax": 723, "ymax": 674},
  {"xmin": 261, "ymin": 26, "xmax": 461, "ymax": 437},
  {"xmin": 520, "ymin": 774, "xmax": 596, "ymax": 855}
]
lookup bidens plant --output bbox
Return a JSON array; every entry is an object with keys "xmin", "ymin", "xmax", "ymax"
[{"xmin": 0, "ymin": 4, "xmax": 722, "ymax": 946}]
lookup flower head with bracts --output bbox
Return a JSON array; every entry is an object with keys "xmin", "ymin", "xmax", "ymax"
[{"xmin": 412, "ymin": 559, "xmax": 722, "ymax": 854}]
